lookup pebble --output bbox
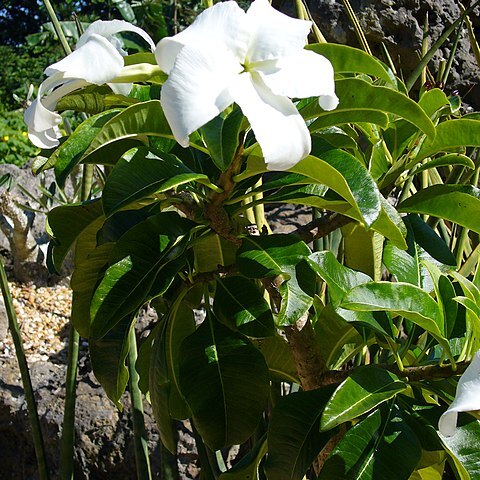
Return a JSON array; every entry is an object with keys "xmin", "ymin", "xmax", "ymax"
[{"xmin": 1, "ymin": 282, "xmax": 72, "ymax": 363}]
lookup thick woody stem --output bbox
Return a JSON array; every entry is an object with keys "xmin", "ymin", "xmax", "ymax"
[
  {"xmin": 294, "ymin": 212, "xmax": 352, "ymax": 244},
  {"xmin": 204, "ymin": 139, "xmax": 245, "ymax": 245}
]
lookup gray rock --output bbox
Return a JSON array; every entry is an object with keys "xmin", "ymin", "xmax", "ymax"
[
  {"xmin": 0, "ymin": 352, "xmax": 200, "ymax": 479},
  {"xmin": 274, "ymin": 0, "xmax": 480, "ymax": 107}
]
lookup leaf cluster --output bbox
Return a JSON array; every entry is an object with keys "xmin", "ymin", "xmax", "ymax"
[{"xmin": 39, "ymin": 40, "xmax": 480, "ymax": 480}]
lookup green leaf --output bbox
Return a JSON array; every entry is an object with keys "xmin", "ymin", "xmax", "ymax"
[
  {"xmin": 383, "ymin": 242, "xmax": 421, "ymax": 286},
  {"xmin": 102, "ymin": 147, "xmax": 213, "ymax": 216},
  {"xmin": 90, "ymin": 212, "xmax": 193, "ymax": 339},
  {"xmin": 342, "ymin": 223, "xmax": 384, "ymax": 281},
  {"xmin": 441, "ymin": 415, "xmax": 480, "ymax": 479},
  {"xmin": 242, "ymin": 141, "xmax": 382, "ymax": 228},
  {"xmin": 90, "ymin": 314, "xmax": 135, "ymax": 409},
  {"xmin": 47, "ymin": 199, "xmax": 104, "ymax": 272},
  {"xmin": 37, "ymin": 109, "xmax": 120, "ymax": 185},
  {"xmin": 82, "ymin": 100, "xmax": 204, "ymax": 161},
  {"xmin": 214, "ymin": 276, "xmax": 274, "ymax": 338},
  {"xmin": 306, "ymin": 43, "xmax": 396, "ymax": 84},
  {"xmin": 265, "ymin": 387, "xmax": 337, "ymax": 480},
  {"xmin": 416, "ymin": 119, "xmax": 480, "ymax": 161},
  {"xmin": 319, "ymin": 404, "xmax": 422, "ymax": 480},
  {"xmin": 398, "ymin": 185, "xmax": 480, "ymax": 234},
  {"xmin": 55, "ymin": 85, "xmax": 122, "ymax": 114},
  {"xmin": 179, "ymin": 315, "xmax": 270, "ymax": 450},
  {"xmin": 149, "ymin": 299, "xmax": 196, "ymax": 453},
  {"xmin": 257, "ymin": 334, "xmax": 299, "ymax": 383},
  {"xmin": 149, "ymin": 320, "xmax": 176, "ymax": 453},
  {"xmin": 219, "ymin": 437, "xmax": 267, "ymax": 480},
  {"xmin": 200, "ymin": 106, "xmax": 244, "ymax": 171},
  {"xmin": 341, "ymin": 282, "xmax": 450, "ymax": 354},
  {"xmin": 236, "ymin": 235, "xmax": 315, "ymax": 326},
  {"xmin": 406, "ymin": 214, "xmax": 457, "ymax": 267},
  {"xmin": 193, "ymin": 232, "xmax": 237, "ymax": 273},
  {"xmin": 321, "ymin": 367, "xmax": 407, "ymax": 431},
  {"xmin": 412, "ymin": 154, "xmax": 475, "ymax": 176},
  {"xmin": 304, "ymin": 78, "xmax": 436, "ymax": 139},
  {"xmin": 308, "ymin": 251, "xmax": 392, "ymax": 337}
]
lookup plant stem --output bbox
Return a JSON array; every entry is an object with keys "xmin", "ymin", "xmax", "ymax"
[
  {"xmin": 42, "ymin": 0, "xmax": 72, "ymax": 55},
  {"xmin": 0, "ymin": 260, "xmax": 50, "ymax": 480},
  {"xmin": 128, "ymin": 327, "xmax": 152, "ymax": 480},
  {"xmin": 60, "ymin": 164, "xmax": 94, "ymax": 479},
  {"xmin": 59, "ymin": 327, "xmax": 79, "ymax": 480}
]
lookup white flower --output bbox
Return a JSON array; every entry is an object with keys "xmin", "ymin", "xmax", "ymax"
[
  {"xmin": 25, "ymin": 20, "xmax": 155, "ymax": 149},
  {"xmin": 155, "ymin": 0, "xmax": 338, "ymax": 171},
  {"xmin": 438, "ymin": 350, "xmax": 480, "ymax": 437}
]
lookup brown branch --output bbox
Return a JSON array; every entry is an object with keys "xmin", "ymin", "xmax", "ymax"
[
  {"xmin": 294, "ymin": 212, "xmax": 352, "ymax": 244},
  {"xmin": 316, "ymin": 360, "xmax": 470, "ymax": 389}
]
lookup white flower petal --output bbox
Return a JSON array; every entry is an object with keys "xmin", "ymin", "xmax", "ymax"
[
  {"xmin": 25, "ymin": 98, "xmax": 62, "ymax": 148},
  {"xmin": 439, "ymin": 351, "xmax": 480, "ymax": 437},
  {"xmin": 28, "ymin": 126, "xmax": 62, "ymax": 149},
  {"xmin": 108, "ymin": 82, "xmax": 133, "ymax": 96},
  {"xmin": 77, "ymin": 19, "xmax": 155, "ymax": 52},
  {"xmin": 45, "ymin": 34, "xmax": 124, "ymax": 85},
  {"xmin": 24, "ymin": 76, "xmax": 88, "ymax": 149},
  {"xmin": 231, "ymin": 73, "xmax": 311, "ymax": 171},
  {"xmin": 246, "ymin": 0, "xmax": 311, "ymax": 64},
  {"xmin": 160, "ymin": 43, "xmax": 241, "ymax": 147},
  {"xmin": 155, "ymin": 1, "xmax": 249, "ymax": 74},
  {"xmin": 255, "ymin": 50, "xmax": 338, "ymax": 109}
]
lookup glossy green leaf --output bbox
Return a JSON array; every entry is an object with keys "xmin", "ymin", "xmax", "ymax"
[
  {"xmin": 201, "ymin": 106, "xmax": 244, "ymax": 171},
  {"xmin": 102, "ymin": 147, "xmax": 212, "ymax": 216},
  {"xmin": 149, "ymin": 319, "xmax": 176, "ymax": 453},
  {"xmin": 236, "ymin": 235, "xmax": 315, "ymax": 326},
  {"xmin": 82, "ymin": 100, "xmax": 203, "ymax": 161},
  {"xmin": 308, "ymin": 251, "xmax": 392, "ymax": 336},
  {"xmin": 342, "ymin": 282, "xmax": 449, "ymax": 353},
  {"xmin": 383, "ymin": 242, "xmax": 420, "ymax": 286},
  {"xmin": 441, "ymin": 415, "xmax": 480, "ymax": 479},
  {"xmin": 242, "ymin": 142, "xmax": 382, "ymax": 228},
  {"xmin": 90, "ymin": 314, "xmax": 135, "ymax": 409},
  {"xmin": 306, "ymin": 44, "xmax": 395, "ymax": 84},
  {"xmin": 412, "ymin": 154, "xmax": 475, "ymax": 176},
  {"xmin": 309, "ymin": 109, "xmax": 389, "ymax": 131},
  {"xmin": 314, "ymin": 303, "xmax": 363, "ymax": 369},
  {"xmin": 219, "ymin": 437, "xmax": 267, "ymax": 480},
  {"xmin": 90, "ymin": 212, "xmax": 193, "ymax": 339},
  {"xmin": 398, "ymin": 185, "xmax": 480, "ymax": 234},
  {"xmin": 416, "ymin": 119, "xmax": 480, "ymax": 161},
  {"xmin": 319, "ymin": 404, "xmax": 422, "ymax": 480},
  {"xmin": 193, "ymin": 232, "xmax": 237, "ymax": 273},
  {"xmin": 406, "ymin": 214, "xmax": 456, "ymax": 267},
  {"xmin": 257, "ymin": 334, "xmax": 299, "ymax": 383},
  {"xmin": 55, "ymin": 85, "xmax": 123, "ymax": 114},
  {"xmin": 342, "ymin": 223, "xmax": 384, "ymax": 281},
  {"xmin": 214, "ymin": 276, "xmax": 274, "ymax": 338},
  {"xmin": 47, "ymin": 199, "xmax": 104, "ymax": 272},
  {"xmin": 179, "ymin": 316, "xmax": 270, "ymax": 450},
  {"xmin": 149, "ymin": 298, "xmax": 196, "ymax": 452},
  {"xmin": 304, "ymin": 78, "xmax": 435, "ymax": 139},
  {"xmin": 321, "ymin": 367, "xmax": 407, "ymax": 431},
  {"xmin": 36, "ymin": 110, "xmax": 119, "ymax": 185},
  {"xmin": 265, "ymin": 387, "xmax": 337, "ymax": 480}
]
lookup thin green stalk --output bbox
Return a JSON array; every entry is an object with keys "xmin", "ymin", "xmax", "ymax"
[
  {"xmin": 406, "ymin": 0, "xmax": 480, "ymax": 91},
  {"xmin": 0, "ymin": 260, "xmax": 50, "ymax": 480},
  {"xmin": 42, "ymin": 0, "xmax": 72, "ymax": 55},
  {"xmin": 341, "ymin": 0, "xmax": 372, "ymax": 55},
  {"xmin": 60, "ymin": 165, "xmax": 94, "ymax": 479},
  {"xmin": 59, "ymin": 327, "xmax": 79, "ymax": 480},
  {"xmin": 128, "ymin": 328, "xmax": 152, "ymax": 480},
  {"xmin": 441, "ymin": 24, "xmax": 463, "ymax": 86}
]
